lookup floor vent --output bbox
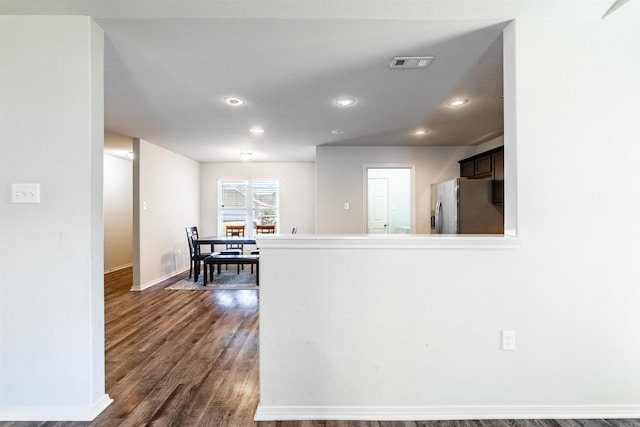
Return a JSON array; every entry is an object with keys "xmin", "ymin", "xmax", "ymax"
[{"xmin": 390, "ymin": 56, "xmax": 434, "ymax": 69}]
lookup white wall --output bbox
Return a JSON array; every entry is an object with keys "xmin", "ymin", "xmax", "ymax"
[
  {"xmin": 200, "ymin": 162, "xmax": 315, "ymax": 236},
  {"xmin": 103, "ymin": 154, "xmax": 133, "ymax": 272},
  {"xmin": 0, "ymin": 16, "xmax": 111, "ymax": 420},
  {"xmin": 133, "ymin": 139, "xmax": 200, "ymax": 290},
  {"xmin": 257, "ymin": 18, "xmax": 640, "ymax": 420},
  {"xmin": 316, "ymin": 146, "xmax": 477, "ymax": 234}
]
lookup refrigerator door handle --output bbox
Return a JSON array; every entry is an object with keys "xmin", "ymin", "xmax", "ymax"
[{"xmin": 435, "ymin": 199, "xmax": 442, "ymax": 234}]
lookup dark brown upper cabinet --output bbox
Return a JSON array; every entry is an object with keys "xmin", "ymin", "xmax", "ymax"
[{"xmin": 459, "ymin": 146, "xmax": 504, "ymax": 205}]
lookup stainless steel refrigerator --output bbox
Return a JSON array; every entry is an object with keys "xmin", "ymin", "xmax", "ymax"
[{"xmin": 430, "ymin": 178, "xmax": 503, "ymax": 234}]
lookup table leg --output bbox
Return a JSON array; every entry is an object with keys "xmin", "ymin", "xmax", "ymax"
[{"xmin": 203, "ymin": 262, "xmax": 208, "ymax": 285}]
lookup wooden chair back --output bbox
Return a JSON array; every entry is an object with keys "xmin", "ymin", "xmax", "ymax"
[
  {"xmin": 256, "ymin": 225, "xmax": 275, "ymax": 234},
  {"xmin": 225, "ymin": 225, "xmax": 245, "ymax": 252},
  {"xmin": 185, "ymin": 226, "xmax": 199, "ymax": 257},
  {"xmin": 225, "ymin": 225, "xmax": 245, "ymax": 237}
]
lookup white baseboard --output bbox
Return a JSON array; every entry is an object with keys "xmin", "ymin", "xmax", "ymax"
[
  {"xmin": 254, "ymin": 404, "xmax": 640, "ymax": 421},
  {"xmin": 0, "ymin": 393, "xmax": 112, "ymax": 421},
  {"xmin": 131, "ymin": 267, "xmax": 189, "ymax": 291},
  {"xmin": 104, "ymin": 263, "xmax": 132, "ymax": 274}
]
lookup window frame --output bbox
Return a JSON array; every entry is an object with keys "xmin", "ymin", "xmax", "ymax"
[{"xmin": 218, "ymin": 178, "xmax": 280, "ymax": 238}]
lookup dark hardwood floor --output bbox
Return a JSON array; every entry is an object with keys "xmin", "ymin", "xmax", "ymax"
[{"xmin": 1, "ymin": 268, "xmax": 639, "ymax": 427}]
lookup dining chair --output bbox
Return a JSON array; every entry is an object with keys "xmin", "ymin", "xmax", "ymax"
[
  {"xmin": 185, "ymin": 226, "xmax": 213, "ymax": 281},
  {"xmin": 221, "ymin": 225, "xmax": 245, "ymax": 272},
  {"xmin": 256, "ymin": 224, "xmax": 276, "ymax": 234},
  {"xmin": 251, "ymin": 224, "xmax": 275, "ymax": 255},
  {"xmin": 223, "ymin": 225, "xmax": 245, "ymax": 254}
]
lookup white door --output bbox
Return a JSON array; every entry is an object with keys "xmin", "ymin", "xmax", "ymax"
[{"xmin": 367, "ymin": 178, "xmax": 389, "ymax": 234}]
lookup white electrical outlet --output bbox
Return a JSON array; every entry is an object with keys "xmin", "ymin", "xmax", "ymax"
[{"xmin": 501, "ymin": 330, "xmax": 515, "ymax": 351}]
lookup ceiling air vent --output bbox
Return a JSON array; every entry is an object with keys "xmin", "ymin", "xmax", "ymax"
[{"xmin": 390, "ymin": 56, "xmax": 434, "ymax": 69}]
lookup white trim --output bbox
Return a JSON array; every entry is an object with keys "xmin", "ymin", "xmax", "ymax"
[
  {"xmin": 104, "ymin": 263, "xmax": 132, "ymax": 274},
  {"xmin": 255, "ymin": 234, "xmax": 521, "ymax": 250},
  {"xmin": 254, "ymin": 404, "xmax": 640, "ymax": 421},
  {"xmin": 131, "ymin": 268, "xmax": 188, "ymax": 291},
  {"xmin": 0, "ymin": 393, "xmax": 113, "ymax": 421}
]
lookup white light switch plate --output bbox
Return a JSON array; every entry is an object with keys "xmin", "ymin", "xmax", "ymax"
[{"xmin": 12, "ymin": 183, "xmax": 40, "ymax": 203}]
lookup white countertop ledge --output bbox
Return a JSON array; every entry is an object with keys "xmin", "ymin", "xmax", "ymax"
[{"xmin": 255, "ymin": 234, "xmax": 521, "ymax": 250}]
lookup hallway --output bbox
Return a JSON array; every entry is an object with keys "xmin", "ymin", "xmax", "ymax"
[{"xmin": 96, "ymin": 268, "xmax": 260, "ymax": 426}]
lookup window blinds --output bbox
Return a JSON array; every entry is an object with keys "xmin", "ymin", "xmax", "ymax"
[{"xmin": 218, "ymin": 179, "xmax": 279, "ymax": 235}]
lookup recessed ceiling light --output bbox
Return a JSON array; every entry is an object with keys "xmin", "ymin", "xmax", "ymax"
[
  {"xmin": 447, "ymin": 98, "xmax": 469, "ymax": 107},
  {"xmin": 334, "ymin": 97, "xmax": 356, "ymax": 107},
  {"xmin": 224, "ymin": 96, "xmax": 245, "ymax": 106},
  {"xmin": 413, "ymin": 129, "xmax": 430, "ymax": 136},
  {"xmin": 331, "ymin": 129, "xmax": 344, "ymax": 135},
  {"xmin": 240, "ymin": 152, "xmax": 253, "ymax": 161},
  {"xmin": 250, "ymin": 127, "xmax": 264, "ymax": 134}
]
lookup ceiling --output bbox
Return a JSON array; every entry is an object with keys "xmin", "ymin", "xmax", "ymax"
[{"xmin": 1, "ymin": 0, "xmax": 634, "ymax": 162}]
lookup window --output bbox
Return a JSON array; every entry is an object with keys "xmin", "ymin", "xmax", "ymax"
[{"xmin": 218, "ymin": 179, "xmax": 279, "ymax": 237}]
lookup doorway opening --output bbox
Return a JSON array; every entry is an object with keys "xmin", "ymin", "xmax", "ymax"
[{"xmin": 366, "ymin": 167, "xmax": 413, "ymax": 234}]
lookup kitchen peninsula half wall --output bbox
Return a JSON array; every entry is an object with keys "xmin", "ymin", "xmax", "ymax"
[{"xmin": 256, "ymin": 234, "xmax": 527, "ymax": 421}]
